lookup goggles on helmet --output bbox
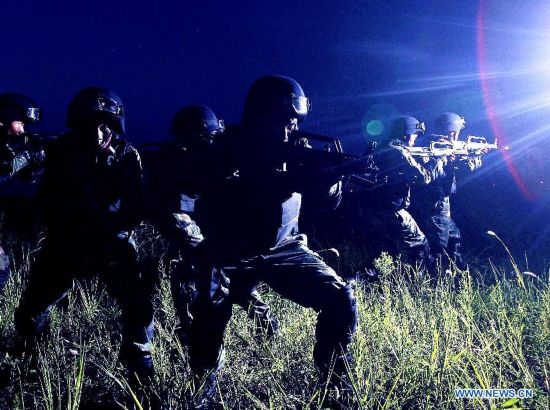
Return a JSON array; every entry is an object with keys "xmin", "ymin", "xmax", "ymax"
[
  {"xmin": 415, "ymin": 121, "xmax": 426, "ymax": 133},
  {"xmin": 97, "ymin": 96, "xmax": 124, "ymax": 116},
  {"xmin": 290, "ymin": 94, "xmax": 310, "ymax": 116},
  {"xmin": 26, "ymin": 107, "xmax": 40, "ymax": 122},
  {"xmin": 205, "ymin": 118, "xmax": 225, "ymax": 134}
]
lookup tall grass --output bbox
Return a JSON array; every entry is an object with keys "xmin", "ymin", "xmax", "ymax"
[{"xmin": 0, "ymin": 251, "xmax": 548, "ymax": 409}]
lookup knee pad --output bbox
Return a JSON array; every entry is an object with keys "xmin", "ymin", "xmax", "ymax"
[
  {"xmin": 342, "ymin": 283, "xmax": 358, "ymax": 328},
  {"xmin": 328, "ymin": 283, "xmax": 357, "ymax": 335},
  {"xmin": 339, "ymin": 282, "xmax": 356, "ymax": 307}
]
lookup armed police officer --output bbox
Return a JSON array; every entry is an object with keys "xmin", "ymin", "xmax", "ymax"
[
  {"xmin": 0, "ymin": 93, "xmax": 44, "ymax": 291},
  {"xmin": 188, "ymin": 75, "xmax": 357, "ymax": 407},
  {"xmin": 412, "ymin": 112, "xmax": 483, "ymax": 270},
  {"xmin": 355, "ymin": 116, "xmax": 443, "ymax": 273},
  {"xmin": 13, "ymin": 87, "xmax": 156, "ymax": 385},
  {"xmin": 142, "ymin": 105, "xmax": 277, "ymax": 343}
]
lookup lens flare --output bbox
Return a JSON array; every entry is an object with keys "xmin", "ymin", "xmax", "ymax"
[
  {"xmin": 476, "ymin": 0, "xmax": 550, "ymax": 201},
  {"xmin": 366, "ymin": 120, "xmax": 384, "ymax": 136},
  {"xmin": 361, "ymin": 103, "xmax": 398, "ymax": 141}
]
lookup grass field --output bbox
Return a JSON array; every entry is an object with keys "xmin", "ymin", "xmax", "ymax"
[{"xmin": 0, "ymin": 247, "xmax": 549, "ymax": 409}]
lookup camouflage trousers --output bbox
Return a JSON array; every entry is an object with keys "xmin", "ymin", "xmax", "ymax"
[
  {"xmin": 162, "ymin": 212, "xmax": 278, "ymax": 344},
  {"xmin": 418, "ymin": 196, "xmax": 464, "ymax": 269},
  {"xmin": 14, "ymin": 231, "xmax": 156, "ymax": 377},
  {"xmin": 358, "ymin": 207, "xmax": 431, "ymax": 269},
  {"xmin": 187, "ymin": 235, "xmax": 357, "ymax": 384}
]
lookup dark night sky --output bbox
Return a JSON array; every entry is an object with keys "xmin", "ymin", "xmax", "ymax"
[
  {"xmin": 3, "ymin": 0, "xmax": 550, "ymax": 262},
  {"xmin": 1, "ymin": 1, "xmax": 484, "ymax": 141}
]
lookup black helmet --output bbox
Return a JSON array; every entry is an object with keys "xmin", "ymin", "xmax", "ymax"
[
  {"xmin": 0, "ymin": 93, "xmax": 40, "ymax": 125},
  {"xmin": 171, "ymin": 105, "xmax": 224, "ymax": 145},
  {"xmin": 434, "ymin": 112, "xmax": 465, "ymax": 135},
  {"xmin": 390, "ymin": 116, "xmax": 426, "ymax": 138},
  {"xmin": 242, "ymin": 75, "xmax": 310, "ymax": 126},
  {"xmin": 67, "ymin": 87, "xmax": 125, "ymax": 134}
]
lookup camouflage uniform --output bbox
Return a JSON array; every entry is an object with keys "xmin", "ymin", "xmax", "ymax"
[
  {"xmin": 14, "ymin": 133, "xmax": 155, "ymax": 375},
  {"xmin": 355, "ymin": 138, "xmax": 444, "ymax": 269},
  {"xmin": 143, "ymin": 141, "xmax": 278, "ymax": 341},
  {"xmin": 0, "ymin": 137, "xmax": 46, "ymax": 291},
  {"xmin": 413, "ymin": 154, "xmax": 482, "ymax": 269},
  {"xmin": 188, "ymin": 126, "xmax": 356, "ymax": 384}
]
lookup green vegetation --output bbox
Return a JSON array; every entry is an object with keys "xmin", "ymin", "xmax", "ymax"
[{"xmin": 0, "ymin": 252, "xmax": 548, "ymax": 409}]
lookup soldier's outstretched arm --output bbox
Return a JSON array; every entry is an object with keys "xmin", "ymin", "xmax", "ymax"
[{"xmin": 396, "ymin": 145, "xmax": 443, "ymax": 185}]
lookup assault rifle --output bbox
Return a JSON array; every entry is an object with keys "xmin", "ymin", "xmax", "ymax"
[
  {"xmin": 407, "ymin": 136, "xmax": 507, "ymax": 158},
  {"xmin": 451, "ymin": 135, "xmax": 506, "ymax": 156},
  {"xmin": 405, "ymin": 141, "xmax": 454, "ymax": 158},
  {"xmin": 289, "ymin": 130, "xmax": 378, "ymax": 179}
]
